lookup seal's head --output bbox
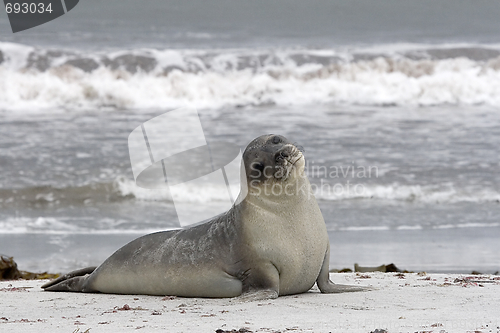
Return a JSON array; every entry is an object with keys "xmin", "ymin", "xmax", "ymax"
[{"xmin": 242, "ymin": 134, "xmax": 305, "ymax": 195}]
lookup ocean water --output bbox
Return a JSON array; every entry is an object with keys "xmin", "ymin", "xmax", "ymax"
[{"xmin": 1, "ymin": 0, "xmax": 500, "ymax": 274}]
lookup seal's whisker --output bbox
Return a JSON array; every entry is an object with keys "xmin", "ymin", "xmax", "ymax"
[{"xmin": 293, "ymin": 142, "xmax": 305, "ymax": 153}]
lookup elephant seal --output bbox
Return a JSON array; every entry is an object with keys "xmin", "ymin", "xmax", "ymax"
[{"xmin": 42, "ymin": 134, "xmax": 369, "ymax": 299}]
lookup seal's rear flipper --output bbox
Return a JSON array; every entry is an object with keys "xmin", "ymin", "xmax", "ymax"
[{"xmin": 42, "ymin": 266, "xmax": 97, "ymax": 292}]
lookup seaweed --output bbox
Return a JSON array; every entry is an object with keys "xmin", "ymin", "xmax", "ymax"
[{"xmin": 0, "ymin": 255, "xmax": 59, "ymax": 280}]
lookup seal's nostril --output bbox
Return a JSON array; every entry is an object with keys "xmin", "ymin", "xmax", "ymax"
[{"xmin": 276, "ymin": 150, "xmax": 288, "ymax": 162}]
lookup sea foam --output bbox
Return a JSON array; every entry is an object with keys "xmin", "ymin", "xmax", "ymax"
[{"xmin": 2, "ymin": 42, "xmax": 500, "ymax": 112}]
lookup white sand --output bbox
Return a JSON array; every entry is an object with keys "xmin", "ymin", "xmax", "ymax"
[{"xmin": 1, "ymin": 273, "xmax": 499, "ymax": 333}]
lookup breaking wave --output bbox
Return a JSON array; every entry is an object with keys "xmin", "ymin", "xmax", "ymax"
[
  {"xmin": 2, "ymin": 42, "xmax": 500, "ymax": 112},
  {"xmin": 1, "ymin": 177, "xmax": 499, "ymax": 209},
  {"xmin": 0, "ymin": 216, "xmax": 174, "ymax": 234}
]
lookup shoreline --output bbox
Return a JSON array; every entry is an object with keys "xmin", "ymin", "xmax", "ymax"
[
  {"xmin": 2, "ymin": 272, "xmax": 499, "ymax": 333},
  {"xmin": 3, "ymin": 252, "xmax": 498, "ymax": 280},
  {"xmin": 3, "ymin": 224, "xmax": 500, "ymax": 275}
]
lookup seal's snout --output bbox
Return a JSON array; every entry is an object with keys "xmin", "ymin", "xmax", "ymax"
[{"xmin": 271, "ymin": 144, "xmax": 304, "ymax": 181}]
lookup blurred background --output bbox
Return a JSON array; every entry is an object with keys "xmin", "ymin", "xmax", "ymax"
[{"xmin": 1, "ymin": 0, "xmax": 499, "ymax": 274}]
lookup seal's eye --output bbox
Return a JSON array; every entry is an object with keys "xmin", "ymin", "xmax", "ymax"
[{"xmin": 272, "ymin": 136, "xmax": 281, "ymax": 144}]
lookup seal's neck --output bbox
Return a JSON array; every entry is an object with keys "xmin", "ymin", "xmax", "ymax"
[{"xmin": 245, "ymin": 173, "xmax": 315, "ymax": 212}]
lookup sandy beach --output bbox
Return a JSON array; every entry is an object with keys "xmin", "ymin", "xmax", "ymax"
[{"xmin": 1, "ymin": 272, "xmax": 499, "ymax": 333}]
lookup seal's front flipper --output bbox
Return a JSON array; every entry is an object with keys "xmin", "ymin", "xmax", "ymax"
[
  {"xmin": 42, "ymin": 266, "xmax": 97, "ymax": 292},
  {"xmin": 236, "ymin": 262, "xmax": 280, "ymax": 302},
  {"xmin": 233, "ymin": 289, "xmax": 278, "ymax": 302},
  {"xmin": 316, "ymin": 247, "xmax": 373, "ymax": 293}
]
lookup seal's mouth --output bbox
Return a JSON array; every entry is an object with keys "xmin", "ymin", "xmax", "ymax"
[{"xmin": 290, "ymin": 150, "xmax": 304, "ymax": 167}]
